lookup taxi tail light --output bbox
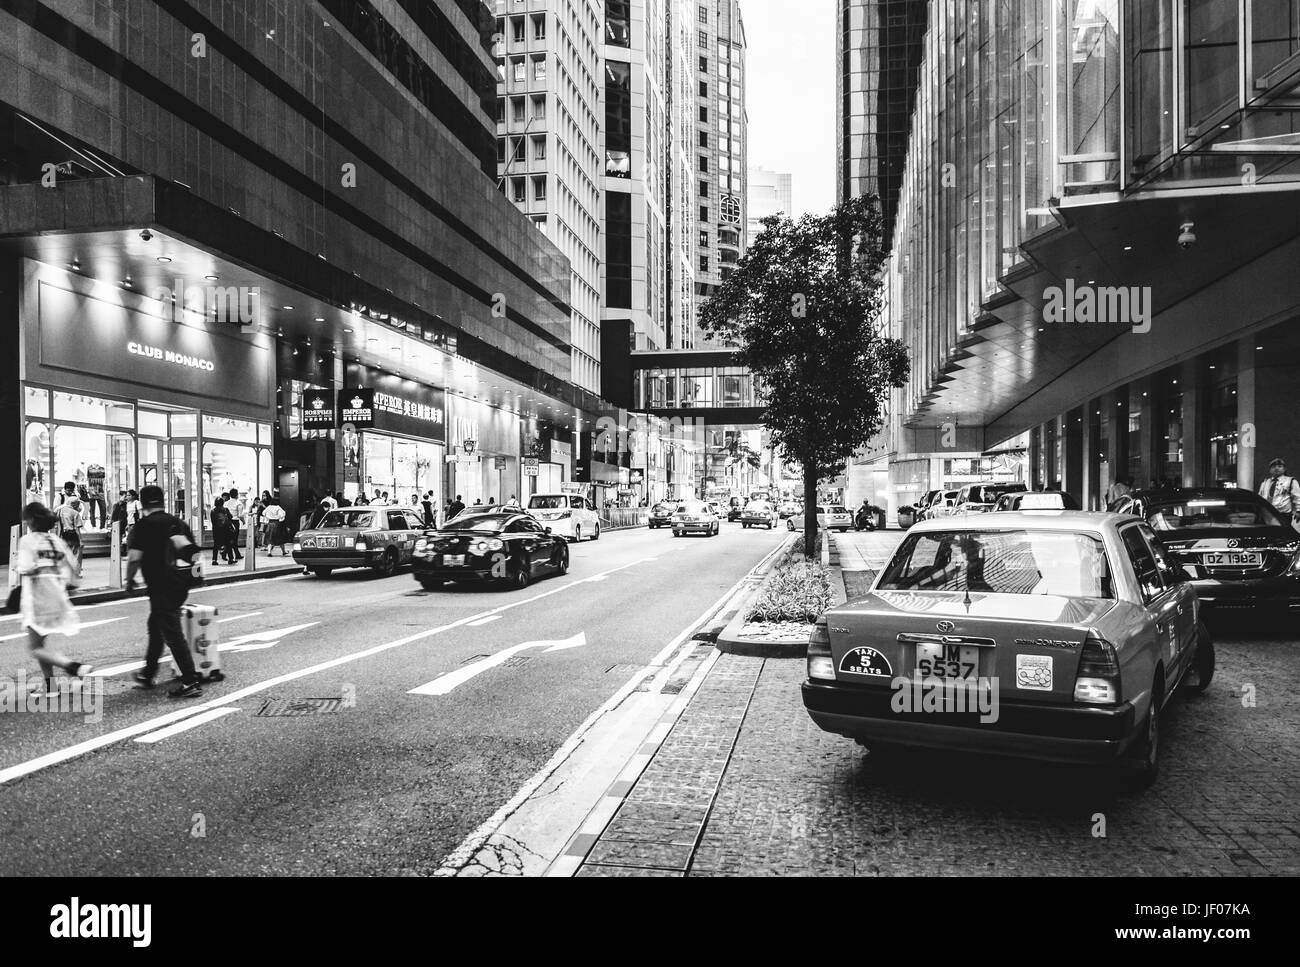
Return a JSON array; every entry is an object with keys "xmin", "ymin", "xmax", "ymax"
[
  {"xmin": 353, "ymin": 538, "xmax": 368, "ymax": 551},
  {"xmin": 1073, "ymin": 634, "xmax": 1120, "ymax": 705},
  {"xmin": 413, "ymin": 538, "xmax": 428, "ymax": 557},
  {"xmin": 807, "ymin": 618, "xmax": 835, "ymax": 681},
  {"xmin": 471, "ymin": 537, "xmax": 505, "ymax": 554}
]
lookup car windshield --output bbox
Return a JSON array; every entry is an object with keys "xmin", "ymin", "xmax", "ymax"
[
  {"xmin": 317, "ymin": 510, "xmax": 376, "ymax": 529},
  {"xmin": 653, "ymin": 502, "xmax": 672, "ymax": 513},
  {"xmin": 1145, "ymin": 496, "xmax": 1283, "ymax": 530},
  {"xmin": 745, "ymin": 502, "xmax": 770, "ymax": 511},
  {"xmin": 528, "ymin": 496, "xmax": 566, "ymax": 510},
  {"xmin": 440, "ymin": 514, "xmax": 507, "ymax": 534},
  {"xmin": 677, "ymin": 501, "xmax": 707, "ymax": 513},
  {"xmin": 878, "ymin": 529, "xmax": 1114, "ymax": 598}
]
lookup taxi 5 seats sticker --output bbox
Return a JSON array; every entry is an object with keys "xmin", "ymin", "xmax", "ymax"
[
  {"xmin": 839, "ymin": 646, "xmax": 893, "ymax": 678},
  {"xmin": 1016, "ymin": 654, "xmax": 1053, "ymax": 691}
]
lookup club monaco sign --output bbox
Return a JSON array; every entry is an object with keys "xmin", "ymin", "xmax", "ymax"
[{"xmin": 127, "ymin": 341, "xmax": 216, "ymax": 372}]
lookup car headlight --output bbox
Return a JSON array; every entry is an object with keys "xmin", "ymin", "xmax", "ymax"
[{"xmin": 292, "ymin": 542, "xmax": 302, "ymax": 552}]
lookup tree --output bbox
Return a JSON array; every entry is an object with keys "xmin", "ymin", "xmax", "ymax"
[{"xmin": 698, "ymin": 195, "xmax": 910, "ymax": 558}]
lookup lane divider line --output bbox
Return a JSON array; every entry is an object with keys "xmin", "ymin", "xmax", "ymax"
[
  {"xmin": 434, "ymin": 536, "xmax": 787, "ymax": 877},
  {"xmin": 0, "ymin": 616, "xmax": 127, "ymax": 643},
  {"xmin": 134, "ymin": 707, "xmax": 241, "ymax": 744},
  {"xmin": 0, "ymin": 554, "xmax": 664, "ymax": 787}
]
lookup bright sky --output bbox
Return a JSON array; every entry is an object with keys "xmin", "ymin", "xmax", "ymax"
[{"xmin": 742, "ymin": 0, "xmax": 837, "ymax": 216}]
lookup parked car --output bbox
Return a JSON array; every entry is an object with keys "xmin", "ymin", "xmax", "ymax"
[
  {"xmin": 648, "ymin": 501, "xmax": 676, "ymax": 529},
  {"xmin": 802, "ymin": 512, "xmax": 1213, "ymax": 784},
  {"xmin": 918, "ymin": 490, "xmax": 959, "ymax": 522},
  {"xmin": 293, "ymin": 507, "xmax": 425, "ymax": 577},
  {"xmin": 527, "ymin": 492, "xmax": 601, "ymax": 542},
  {"xmin": 1113, "ymin": 486, "xmax": 1300, "ymax": 616},
  {"xmin": 898, "ymin": 491, "xmax": 941, "ymax": 529},
  {"xmin": 671, "ymin": 499, "xmax": 722, "ymax": 536},
  {"xmin": 818, "ymin": 504, "xmax": 853, "ymax": 533},
  {"xmin": 992, "ymin": 490, "xmax": 1080, "ymax": 512},
  {"xmin": 953, "ymin": 481, "xmax": 1028, "ymax": 515},
  {"xmin": 741, "ymin": 499, "xmax": 779, "ymax": 529},
  {"xmin": 412, "ymin": 511, "xmax": 569, "ymax": 590}
]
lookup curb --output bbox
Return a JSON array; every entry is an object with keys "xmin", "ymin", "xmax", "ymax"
[
  {"xmin": 715, "ymin": 531, "xmax": 815, "ymax": 659},
  {"xmin": 70, "ymin": 563, "xmax": 303, "ymax": 605}
]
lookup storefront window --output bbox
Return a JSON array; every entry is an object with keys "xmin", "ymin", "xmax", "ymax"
[
  {"xmin": 171, "ymin": 412, "xmax": 198, "ymax": 437},
  {"xmin": 203, "ymin": 442, "xmax": 259, "ymax": 510},
  {"xmin": 1207, "ymin": 382, "xmax": 1239, "ymax": 486},
  {"xmin": 48, "ymin": 424, "xmax": 134, "ymax": 528},
  {"xmin": 362, "ymin": 434, "xmax": 443, "ymax": 507},
  {"xmin": 138, "ymin": 409, "xmax": 168, "ymax": 437},
  {"xmin": 52, "ymin": 391, "xmax": 133, "ymax": 429},
  {"xmin": 203, "ymin": 415, "xmax": 258, "ymax": 444},
  {"xmin": 25, "ymin": 386, "xmax": 49, "ymax": 419},
  {"xmin": 23, "ymin": 422, "xmax": 52, "ymax": 506}
]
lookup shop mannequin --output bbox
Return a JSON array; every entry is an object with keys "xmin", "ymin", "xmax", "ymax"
[{"xmin": 86, "ymin": 463, "xmax": 106, "ymax": 529}]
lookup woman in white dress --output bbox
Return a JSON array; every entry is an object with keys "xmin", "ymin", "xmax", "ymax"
[{"xmin": 16, "ymin": 503, "xmax": 93, "ymax": 694}]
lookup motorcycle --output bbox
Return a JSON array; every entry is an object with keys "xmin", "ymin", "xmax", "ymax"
[{"xmin": 854, "ymin": 505, "xmax": 879, "ymax": 531}]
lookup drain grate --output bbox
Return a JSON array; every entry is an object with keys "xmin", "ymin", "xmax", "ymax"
[
  {"xmin": 501, "ymin": 655, "xmax": 533, "ymax": 669},
  {"xmin": 256, "ymin": 697, "xmax": 343, "ymax": 717}
]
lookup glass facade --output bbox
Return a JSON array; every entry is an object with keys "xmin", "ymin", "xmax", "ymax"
[{"xmin": 634, "ymin": 367, "xmax": 758, "ymax": 408}]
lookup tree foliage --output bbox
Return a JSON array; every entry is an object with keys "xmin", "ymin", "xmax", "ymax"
[{"xmin": 698, "ymin": 195, "xmax": 910, "ymax": 555}]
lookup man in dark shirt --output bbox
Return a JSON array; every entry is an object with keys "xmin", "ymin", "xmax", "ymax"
[{"xmin": 125, "ymin": 485, "xmax": 202, "ymax": 698}]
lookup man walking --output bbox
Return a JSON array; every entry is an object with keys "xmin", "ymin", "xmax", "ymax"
[
  {"xmin": 125, "ymin": 485, "xmax": 203, "ymax": 698},
  {"xmin": 1260, "ymin": 458, "xmax": 1300, "ymax": 526},
  {"xmin": 446, "ymin": 494, "xmax": 466, "ymax": 521}
]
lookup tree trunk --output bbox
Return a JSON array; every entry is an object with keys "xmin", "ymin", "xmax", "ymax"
[{"xmin": 803, "ymin": 461, "xmax": 818, "ymax": 562}]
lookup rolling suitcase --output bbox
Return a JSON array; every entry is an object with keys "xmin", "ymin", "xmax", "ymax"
[{"xmin": 170, "ymin": 603, "xmax": 226, "ymax": 682}]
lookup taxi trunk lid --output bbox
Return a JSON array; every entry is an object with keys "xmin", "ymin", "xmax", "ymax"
[{"xmin": 826, "ymin": 590, "xmax": 1117, "ymax": 705}]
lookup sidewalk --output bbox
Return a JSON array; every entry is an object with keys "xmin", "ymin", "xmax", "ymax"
[
  {"xmin": 64, "ymin": 551, "xmax": 302, "ymax": 604},
  {"xmin": 833, "ymin": 528, "xmax": 902, "ymax": 599}
]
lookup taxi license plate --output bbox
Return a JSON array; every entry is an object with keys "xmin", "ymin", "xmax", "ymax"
[
  {"xmin": 440, "ymin": 554, "xmax": 466, "ymax": 567},
  {"xmin": 1204, "ymin": 551, "xmax": 1261, "ymax": 566},
  {"xmin": 317, "ymin": 536, "xmax": 339, "ymax": 549},
  {"xmin": 915, "ymin": 642, "xmax": 980, "ymax": 680}
]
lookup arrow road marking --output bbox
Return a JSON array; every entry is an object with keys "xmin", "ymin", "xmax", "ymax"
[
  {"xmin": 90, "ymin": 622, "xmax": 319, "ymax": 677},
  {"xmin": 409, "ymin": 633, "xmax": 588, "ymax": 697}
]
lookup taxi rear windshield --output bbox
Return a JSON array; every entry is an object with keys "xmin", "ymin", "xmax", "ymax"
[
  {"xmin": 317, "ymin": 511, "xmax": 376, "ymax": 529},
  {"xmin": 1145, "ymin": 497, "xmax": 1282, "ymax": 530},
  {"xmin": 878, "ymin": 529, "xmax": 1113, "ymax": 598}
]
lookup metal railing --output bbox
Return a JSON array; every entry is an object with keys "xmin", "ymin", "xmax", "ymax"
[{"xmin": 602, "ymin": 508, "xmax": 647, "ymax": 529}]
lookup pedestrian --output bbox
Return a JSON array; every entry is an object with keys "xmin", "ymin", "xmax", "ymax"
[
  {"xmin": 420, "ymin": 492, "xmax": 433, "ymax": 526},
  {"xmin": 355, "ymin": 491, "xmax": 370, "ymax": 506},
  {"xmin": 310, "ymin": 496, "xmax": 333, "ymax": 529},
  {"xmin": 55, "ymin": 480, "xmax": 77, "ymax": 508},
  {"xmin": 1259, "ymin": 458, "xmax": 1300, "ymax": 526},
  {"xmin": 109, "ymin": 490, "xmax": 130, "ymax": 542},
  {"xmin": 126, "ymin": 488, "xmax": 142, "ymax": 528},
  {"xmin": 487, "ymin": 497, "xmax": 496, "ymax": 507},
  {"xmin": 1105, "ymin": 476, "xmax": 1132, "ymax": 510},
  {"xmin": 225, "ymin": 489, "xmax": 244, "ymax": 561},
  {"xmin": 55, "ymin": 496, "xmax": 84, "ymax": 579},
  {"xmin": 124, "ymin": 485, "xmax": 204, "ymax": 698},
  {"xmin": 262, "ymin": 499, "xmax": 287, "ymax": 555},
  {"xmin": 209, "ymin": 497, "xmax": 234, "ymax": 565},
  {"xmin": 447, "ymin": 494, "xmax": 466, "ymax": 520},
  {"xmin": 503, "ymin": 494, "xmax": 521, "ymax": 511},
  {"xmin": 335, "ymin": 491, "xmax": 352, "ymax": 509},
  {"xmin": 15, "ymin": 502, "xmax": 93, "ymax": 696}
]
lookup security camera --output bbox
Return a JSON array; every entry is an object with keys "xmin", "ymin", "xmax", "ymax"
[
  {"xmin": 1177, "ymin": 222, "xmax": 1196, "ymax": 249},
  {"xmin": 139, "ymin": 228, "xmax": 153, "ymax": 242}
]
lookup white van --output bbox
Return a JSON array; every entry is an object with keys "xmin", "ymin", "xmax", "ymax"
[{"xmin": 527, "ymin": 493, "xmax": 601, "ymax": 542}]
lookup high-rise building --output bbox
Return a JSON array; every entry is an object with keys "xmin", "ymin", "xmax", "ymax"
[
  {"xmin": 693, "ymin": 0, "xmax": 748, "ymax": 344},
  {"xmin": 835, "ymin": 0, "xmax": 927, "ymax": 241},
  {"xmin": 746, "ymin": 165, "xmax": 792, "ymax": 244},
  {"xmin": 491, "ymin": 0, "xmax": 604, "ymax": 395},
  {"xmin": 602, "ymin": 0, "xmax": 669, "ymax": 354},
  {"xmin": 667, "ymin": 0, "xmax": 700, "ymax": 350}
]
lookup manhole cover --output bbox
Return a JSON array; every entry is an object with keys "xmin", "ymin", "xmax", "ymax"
[
  {"xmin": 501, "ymin": 655, "xmax": 533, "ymax": 669},
  {"xmin": 256, "ymin": 697, "xmax": 343, "ymax": 717}
]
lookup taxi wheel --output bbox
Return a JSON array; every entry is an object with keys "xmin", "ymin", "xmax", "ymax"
[
  {"xmin": 311, "ymin": 567, "xmax": 332, "ymax": 578},
  {"xmin": 1120, "ymin": 676, "xmax": 1163, "ymax": 788},
  {"xmin": 1183, "ymin": 622, "xmax": 1215, "ymax": 694},
  {"xmin": 375, "ymin": 548, "xmax": 398, "ymax": 578},
  {"xmin": 593, "ymin": 523, "xmax": 600, "ymax": 540}
]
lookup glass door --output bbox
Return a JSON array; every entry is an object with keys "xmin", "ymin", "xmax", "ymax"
[{"xmin": 162, "ymin": 441, "xmax": 200, "ymax": 537}]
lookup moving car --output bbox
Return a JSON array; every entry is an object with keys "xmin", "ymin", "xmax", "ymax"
[
  {"xmin": 412, "ymin": 511, "xmax": 569, "ymax": 589},
  {"xmin": 1113, "ymin": 487, "xmax": 1300, "ymax": 615},
  {"xmin": 727, "ymin": 496, "xmax": 744, "ymax": 522},
  {"xmin": 527, "ymin": 492, "xmax": 601, "ymax": 542},
  {"xmin": 741, "ymin": 499, "xmax": 779, "ymax": 529},
  {"xmin": 802, "ymin": 512, "xmax": 1214, "ymax": 784},
  {"xmin": 648, "ymin": 501, "xmax": 676, "ymax": 529},
  {"xmin": 918, "ymin": 490, "xmax": 959, "ymax": 522},
  {"xmin": 993, "ymin": 490, "xmax": 1080, "ymax": 512},
  {"xmin": 707, "ymin": 500, "xmax": 726, "ymax": 521},
  {"xmin": 818, "ymin": 504, "xmax": 853, "ymax": 533},
  {"xmin": 953, "ymin": 481, "xmax": 1028, "ymax": 515},
  {"xmin": 293, "ymin": 507, "xmax": 425, "ymax": 577},
  {"xmin": 671, "ymin": 499, "xmax": 721, "ymax": 536},
  {"xmin": 898, "ymin": 491, "xmax": 941, "ymax": 529},
  {"xmin": 779, "ymin": 501, "xmax": 801, "ymax": 519}
]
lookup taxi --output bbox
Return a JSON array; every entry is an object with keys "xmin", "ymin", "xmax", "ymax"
[
  {"xmin": 802, "ymin": 512, "xmax": 1214, "ymax": 785},
  {"xmin": 293, "ymin": 507, "xmax": 425, "ymax": 577},
  {"xmin": 671, "ymin": 499, "xmax": 722, "ymax": 537}
]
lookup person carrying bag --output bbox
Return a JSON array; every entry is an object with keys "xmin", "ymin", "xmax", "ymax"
[{"xmin": 13, "ymin": 502, "xmax": 93, "ymax": 696}]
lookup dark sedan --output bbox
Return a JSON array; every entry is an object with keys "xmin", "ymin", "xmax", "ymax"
[
  {"xmin": 1114, "ymin": 487, "xmax": 1300, "ymax": 614},
  {"xmin": 648, "ymin": 501, "xmax": 676, "ymax": 529},
  {"xmin": 411, "ymin": 512, "xmax": 570, "ymax": 590}
]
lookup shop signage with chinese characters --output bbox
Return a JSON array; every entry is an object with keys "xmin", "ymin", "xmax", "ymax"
[
  {"xmin": 302, "ymin": 389, "xmax": 335, "ymax": 429},
  {"xmin": 338, "ymin": 389, "xmax": 375, "ymax": 429},
  {"xmin": 523, "ymin": 457, "xmax": 539, "ymax": 476},
  {"xmin": 343, "ymin": 364, "xmax": 446, "ymax": 443}
]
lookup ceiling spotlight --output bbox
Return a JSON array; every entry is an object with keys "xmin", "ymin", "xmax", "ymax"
[
  {"xmin": 205, "ymin": 274, "xmax": 219, "ymax": 281},
  {"xmin": 156, "ymin": 256, "xmax": 172, "ymax": 264},
  {"xmin": 315, "ymin": 317, "xmax": 325, "ymax": 322},
  {"xmin": 343, "ymin": 327, "xmax": 353, "ymax": 334},
  {"xmin": 283, "ymin": 305, "xmax": 294, "ymax": 310},
  {"xmin": 292, "ymin": 347, "xmax": 299, "ymax": 356}
]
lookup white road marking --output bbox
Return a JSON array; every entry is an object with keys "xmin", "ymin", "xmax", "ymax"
[
  {"xmin": 0, "ymin": 616, "xmax": 127, "ymax": 642},
  {"xmin": 88, "ymin": 623, "xmax": 319, "ymax": 678},
  {"xmin": 409, "ymin": 633, "xmax": 588, "ymax": 696},
  {"xmin": 218, "ymin": 611, "xmax": 262, "ymax": 624},
  {"xmin": 467, "ymin": 615, "xmax": 501, "ymax": 627},
  {"xmin": 0, "ymin": 555, "xmax": 659, "ymax": 786},
  {"xmin": 133, "ymin": 707, "xmax": 241, "ymax": 744}
]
